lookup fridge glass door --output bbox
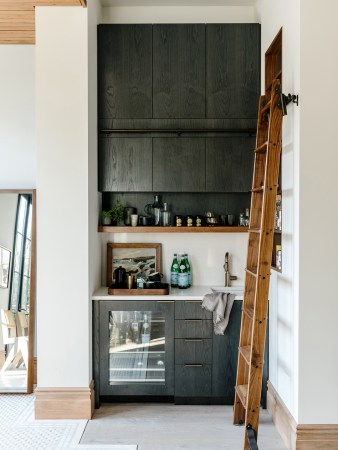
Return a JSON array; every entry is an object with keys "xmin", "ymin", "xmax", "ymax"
[{"xmin": 109, "ymin": 310, "xmax": 165, "ymax": 385}]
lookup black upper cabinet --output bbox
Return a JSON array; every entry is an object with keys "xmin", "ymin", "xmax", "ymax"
[
  {"xmin": 98, "ymin": 137, "xmax": 152, "ymax": 192},
  {"xmin": 98, "ymin": 25, "xmax": 152, "ymax": 119},
  {"xmin": 153, "ymin": 138, "xmax": 205, "ymax": 192},
  {"xmin": 206, "ymin": 24, "xmax": 260, "ymax": 119},
  {"xmin": 153, "ymin": 24, "xmax": 206, "ymax": 119},
  {"xmin": 206, "ymin": 137, "xmax": 255, "ymax": 192}
]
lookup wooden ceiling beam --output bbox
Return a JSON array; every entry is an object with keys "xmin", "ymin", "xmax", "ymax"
[{"xmin": 0, "ymin": 0, "xmax": 86, "ymax": 44}]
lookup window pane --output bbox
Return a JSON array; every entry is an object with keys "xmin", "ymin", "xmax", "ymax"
[
  {"xmin": 17, "ymin": 197, "xmax": 27, "ymax": 234},
  {"xmin": 11, "ymin": 272, "xmax": 20, "ymax": 312},
  {"xmin": 23, "ymin": 240, "xmax": 31, "ymax": 277},
  {"xmin": 26, "ymin": 203, "xmax": 32, "ymax": 239},
  {"xmin": 20, "ymin": 275, "xmax": 30, "ymax": 312},
  {"xmin": 14, "ymin": 234, "xmax": 23, "ymax": 273}
]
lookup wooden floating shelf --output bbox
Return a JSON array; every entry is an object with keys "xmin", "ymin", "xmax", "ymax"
[{"xmin": 98, "ymin": 226, "xmax": 249, "ymax": 233}]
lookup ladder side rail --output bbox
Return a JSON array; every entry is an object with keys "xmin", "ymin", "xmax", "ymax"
[{"xmin": 244, "ymin": 80, "xmax": 283, "ymax": 443}]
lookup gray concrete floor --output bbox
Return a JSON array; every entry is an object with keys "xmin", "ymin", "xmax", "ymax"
[{"xmin": 81, "ymin": 403, "xmax": 288, "ymax": 450}]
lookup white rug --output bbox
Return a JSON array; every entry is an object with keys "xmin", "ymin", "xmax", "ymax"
[{"xmin": 0, "ymin": 394, "xmax": 137, "ymax": 450}]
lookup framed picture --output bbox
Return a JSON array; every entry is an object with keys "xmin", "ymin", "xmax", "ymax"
[
  {"xmin": 107, "ymin": 243, "xmax": 162, "ymax": 286},
  {"xmin": 0, "ymin": 246, "xmax": 11, "ymax": 289}
]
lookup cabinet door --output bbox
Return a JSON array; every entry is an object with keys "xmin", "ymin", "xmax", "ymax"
[
  {"xmin": 212, "ymin": 300, "xmax": 241, "ymax": 403},
  {"xmin": 206, "ymin": 24, "xmax": 260, "ymax": 119},
  {"xmin": 153, "ymin": 24, "xmax": 205, "ymax": 118},
  {"xmin": 206, "ymin": 136, "xmax": 255, "ymax": 192},
  {"xmin": 98, "ymin": 25, "xmax": 152, "ymax": 119},
  {"xmin": 153, "ymin": 138, "xmax": 205, "ymax": 192},
  {"xmin": 98, "ymin": 300, "xmax": 174, "ymax": 397},
  {"xmin": 98, "ymin": 137, "xmax": 152, "ymax": 192}
]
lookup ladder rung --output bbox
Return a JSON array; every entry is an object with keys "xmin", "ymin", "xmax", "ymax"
[
  {"xmin": 251, "ymin": 186, "xmax": 264, "ymax": 193},
  {"xmin": 239, "ymin": 345, "xmax": 251, "ymax": 365},
  {"xmin": 242, "ymin": 306, "xmax": 254, "ymax": 320},
  {"xmin": 249, "ymin": 228, "xmax": 261, "ymax": 234},
  {"xmin": 236, "ymin": 384, "xmax": 248, "ymax": 408},
  {"xmin": 254, "ymin": 141, "xmax": 268, "ymax": 153},
  {"xmin": 260, "ymin": 100, "xmax": 271, "ymax": 115},
  {"xmin": 245, "ymin": 268, "xmax": 257, "ymax": 278}
]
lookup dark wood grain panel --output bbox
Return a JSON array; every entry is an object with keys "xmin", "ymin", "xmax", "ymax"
[
  {"xmin": 175, "ymin": 339, "xmax": 212, "ymax": 365},
  {"xmin": 98, "ymin": 137, "xmax": 152, "ymax": 192},
  {"xmin": 102, "ymin": 192, "xmax": 251, "ymax": 219},
  {"xmin": 175, "ymin": 300, "xmax": 212, "ymax": 320},
  {"xmin": 206, "ymin": 24, "xmax": 260, "ymax": 119},
  {"xmin": 175, "ymin": 364, "xmax": 212, "ymax": 397},
  {"xmin": 98, "ymin": 25, "xmax": 152, "ymax": 119},
  {"xmin": 212, "ymin": 300, "xmax": 241, "ymax": 403},
  {"xmin": 153, "ymin": 138, "xmax": 205, "ymax": 192},
  {"xmin": 206, "ymin": 136, "xmax": 255, "ymax": 192},
  {"xmin": 153, "ymin": 24, "xmax": 205, "ymax": 118},
  {"xmin": 175, "ymin": 319, "xmax": 212, "ymax": 339},
  {"xmin": 99, "ymin": 118, "xmax": 257, "ymax": 132}
]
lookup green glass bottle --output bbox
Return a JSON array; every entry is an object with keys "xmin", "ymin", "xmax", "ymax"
[
  {"xmin": 184, "ymin": 253, "xmax": 191, "ymax": 288},
  {"xmin": 178, "ymin": 254, "xmax": 188, "ymax": 289},
  {"xmin": 170, "ymin": 253, "xmax": 179, "ymax": 288}
]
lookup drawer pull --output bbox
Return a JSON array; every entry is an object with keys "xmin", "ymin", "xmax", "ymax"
[
  {"xmin": 184, "ymin": 319, "xmax": 202, "ymax": 322},
  {"xmin": 184, "ymin": 339, "xmax": 202, "ymax": 342},
  {"xmin": 185, "ymin": 364, "xmax": 203, "ymax": 367},
  {"xmin": 185, "ymin": 300, "xmax": 202, "ymax": 303},
  {"xmin": 157, "ymin": 300, "xmax": 175, "ymax": 303}
]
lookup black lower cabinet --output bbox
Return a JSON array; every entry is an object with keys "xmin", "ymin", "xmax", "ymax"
[{"xmin": 93, "ymin": 300, "xmax": 268, "ymax": 407}]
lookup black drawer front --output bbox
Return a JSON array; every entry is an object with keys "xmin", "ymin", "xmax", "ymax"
[
  {"xmin": 175, "ymin": 300, "xmax": 212, "ymax": 320},
  {"xmin": 175, "ymin": 364, "xmax": 212, "ymax": 397},
  {"xmin": 175, "ymin": 319, "xmax": 213, "ymax": 339},
  {"xmin": 175, "ymin": 338, "xmax": 212, "ymax": 364}
]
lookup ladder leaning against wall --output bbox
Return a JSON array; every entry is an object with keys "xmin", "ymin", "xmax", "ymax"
[{"xmin": 233, "ymin": 75, "xmax": 283, "ymax": 450}]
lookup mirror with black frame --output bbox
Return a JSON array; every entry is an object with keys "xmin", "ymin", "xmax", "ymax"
[{"xmin": 0, "ymin": 190, "xmax": 36, "ymax": 393}]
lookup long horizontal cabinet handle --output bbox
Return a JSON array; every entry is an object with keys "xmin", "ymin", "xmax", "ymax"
[
  {"xmin": 185, "ymin": 364, "xmax": 203, "ymax": 367},
  {"xmin": 184, "ymin": 339, "xmax": 203, "ymax": 342},
  {"xmin": 184, "ymin": 319, "xmax": 202, "ymax": 322},
  {"xmin": 156, "ymin": 300, "xmax": 175, "ymax": 303},
  {"xmin": 185, "ymin": 300, "xmax": 202, "ymax": 303}
]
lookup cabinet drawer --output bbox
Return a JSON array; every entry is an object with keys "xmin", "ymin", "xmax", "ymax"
[
  {"xmin": 175, "ymin": 319, "xmax": 212, "ymax": 338},
  {"xmin": 175, "ymin": 300, "xmax": 212, "ymax": 320},
  {"xmin": 175, "ymin": 364, "xmax": 212, "ymax": 397},
  {"xmin": 175, "ymin": 338, "xmax": 212, "ymax": 364}
]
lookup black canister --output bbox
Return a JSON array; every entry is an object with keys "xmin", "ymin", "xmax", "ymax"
[{"xmin": 114, "ymin": 266, "xmax": 126, "ymax": 287}]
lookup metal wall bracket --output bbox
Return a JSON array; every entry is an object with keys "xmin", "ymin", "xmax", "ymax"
[{"xmin": 277, "ymin": 93, "xmax": 299, "ymax": 116}]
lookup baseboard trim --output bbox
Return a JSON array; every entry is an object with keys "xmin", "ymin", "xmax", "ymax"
[
  {"xmin": 35, "ymin": 380, "xmax": 94, "ymax": 420},
  {"xmin": 267, "ymin": 380, "xmax": 297, "ymax": 450},
  {"xmin": 296, "ymin": 424, "xmax": 338, "ymax": 450},
  {"xmin": 267, "ymin": 381, "xmax": 338, "ymax": 450}
]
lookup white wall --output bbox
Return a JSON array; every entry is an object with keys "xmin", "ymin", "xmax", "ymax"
[
  {"xmin": 256, "ymin": 0, "xmax": 300, "ymax": 421},
  {"xmin": 88, "ymin": 0, "xmax": 102, "ymax": 381},
  {"xmin": 298, "ymin": 0, "xmax": 338, "ymax": 424},
  {"xmin": 36, "ymin": 6, "xmax": 90, "ymax": 388},
  {"xmin": 0, "ymin": 46, "xmax": 36, "ymax": 189},
  {"xmin": 101, "ymin": 232, "xmax": 248, "ymax": 287},
  {"xmin": 101, "ymin": 5, "xmax": 256, "ymax": 23}
]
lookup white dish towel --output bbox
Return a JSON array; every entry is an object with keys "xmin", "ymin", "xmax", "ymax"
[{"xmin": 201, "ymin": 291, "xmax": 235, "ymax": 335}]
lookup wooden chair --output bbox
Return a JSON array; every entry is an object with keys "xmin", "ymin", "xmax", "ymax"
[{"xmin": 0, "ymin": 309, "xmax": 28, "ymax": 371}]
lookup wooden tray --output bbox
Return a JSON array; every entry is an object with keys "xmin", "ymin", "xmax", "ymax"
[{"xmin": 108, "ymin": 285, "xmax": 170, "ymax": 296}]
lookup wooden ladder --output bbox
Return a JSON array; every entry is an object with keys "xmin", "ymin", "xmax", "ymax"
[{"xmin": 233, "ymin": 78, "xmax": 283, "ymax": 450}]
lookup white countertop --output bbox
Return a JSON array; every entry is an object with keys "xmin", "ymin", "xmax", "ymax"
[{"xmin": 92, "ymin": 285, "xmax": 243, "ymax": 301}]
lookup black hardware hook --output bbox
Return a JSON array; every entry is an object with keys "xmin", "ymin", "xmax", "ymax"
[{"xmin": 278, "ymin": 93, "xmax": 299, "ymax": 116}]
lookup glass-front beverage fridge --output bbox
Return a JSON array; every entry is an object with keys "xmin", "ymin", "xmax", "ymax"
[{"xmin": 94, "ymin": 300, "xmax": 174, "ymax": 401}]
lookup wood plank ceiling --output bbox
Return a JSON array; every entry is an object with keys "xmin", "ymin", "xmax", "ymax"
[{"xmin": 0, "ymin": 0, "xmax": 86, "ymax": 44}]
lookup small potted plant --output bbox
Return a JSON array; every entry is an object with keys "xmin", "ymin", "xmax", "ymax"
[
  {"xmin": 101, "ymin": 210, "xmax": 112, "ymax": 226},
  {"xmin": 111, "ymin": 199, "xmax": 125, "ymax": 226}
]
